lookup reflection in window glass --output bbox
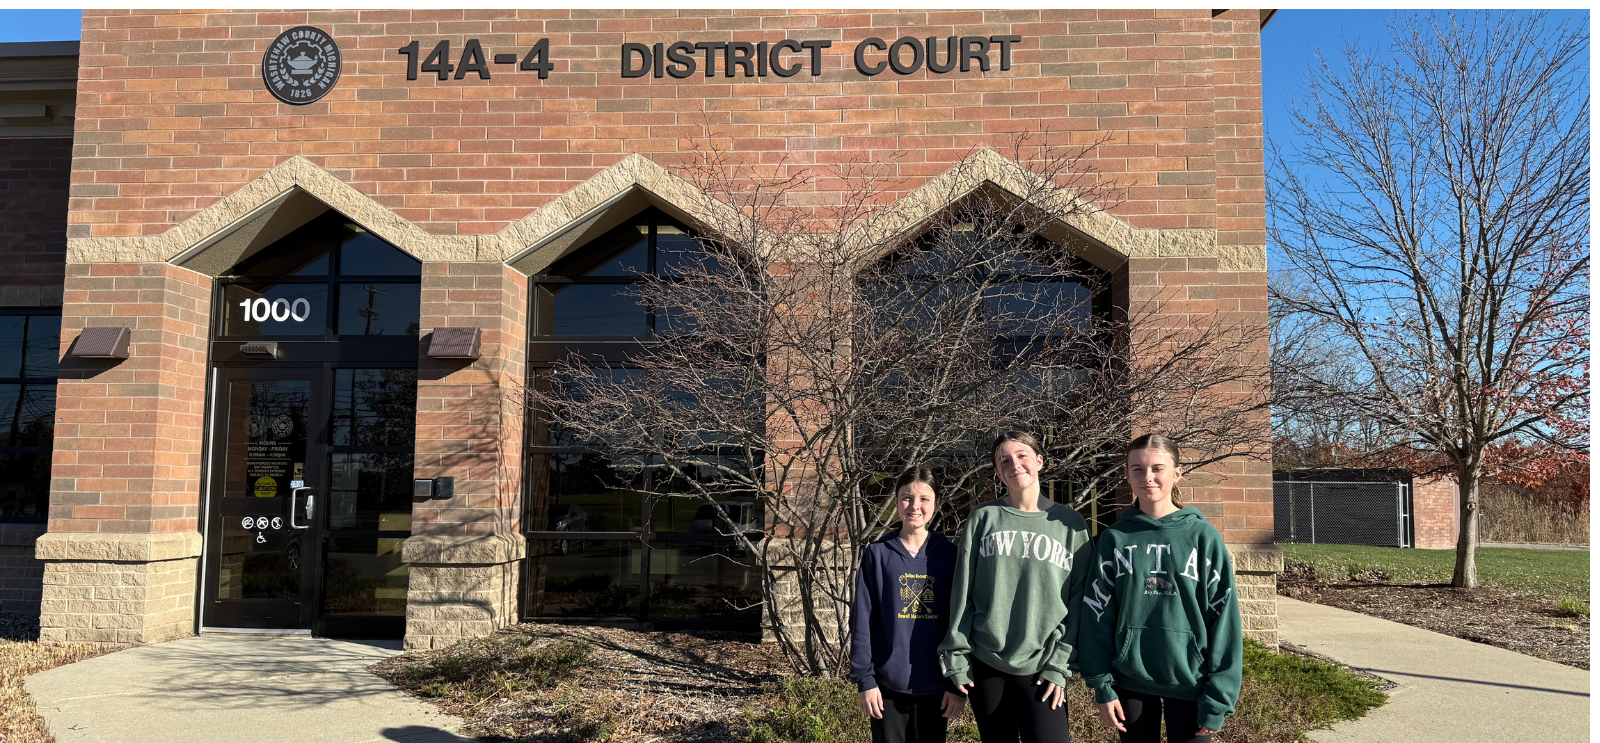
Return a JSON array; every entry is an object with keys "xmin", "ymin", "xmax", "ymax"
[
  {"xmin": 540, "ymin": 284, "xmax": 648, "ymax": 337},
  {"xmin": 331, "ymin": 369, "xmax": 418, "ymax": 447},
  {"xmin": 327, "ymin": 453, "xmax": 415, "ymax": 532},
  {"xmin": 526, "ymin": 540, "xmax": 642, "ymax": 618},
  {"xmin": 222, "ymin": 284, "xmax": 328, "ymax": 337},
  {"xmin": 0, "ymin": 452, "xmax": 50, "ymax": 522},
  {"xmin": 322, "ymin": 536, "xmax": 408, "ymax": 616},
  {"xmin": 339, "ymin": 233, "xmax": 421, "ymax": 276},
  {"xmin": 0, "ymin": 315, "xmax": 60, "ymax": 378},
  {"xmin": 647, "ymin": 539, "xmax": 762, "ymax": 620},
  {"xmin": 336, "ymin": 283, "xmax": 421, "ymax": 336},
  {"xmin": 657, "ymin": 228, "xmax": 723, "ymax": 276},
  {"xmin": 528, "ymin": 452, "xmax": 646, "ymax": 533},
  {"xmin": 0, "ymin": 385, "xmax": 55, "ymax": 447},
  {"xmin": 549, "ymin": 231, "xmax": 648, "ymax": 278}
]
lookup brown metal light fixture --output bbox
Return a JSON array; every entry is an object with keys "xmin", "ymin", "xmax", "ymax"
[
  {"xmin": 67, "ymin": 327, "xmax": 131, "ymax": 359},
  {"xmin": 427, "ymin": 327, "xmax": 482, "ymax": 360}
]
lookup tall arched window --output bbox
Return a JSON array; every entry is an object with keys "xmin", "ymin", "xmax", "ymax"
[
  {"xmin": 524, "ymin": 207, "xmax": 761, "ymax": 626},
  {"xmin": 856, "ymin": 214, "xmax": 1116, "ymax": 531}
]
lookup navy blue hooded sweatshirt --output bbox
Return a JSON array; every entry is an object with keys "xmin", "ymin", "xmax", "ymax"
[{"xmin": 849, "ymin": 530, "xmax": 958, "ymax": 696}]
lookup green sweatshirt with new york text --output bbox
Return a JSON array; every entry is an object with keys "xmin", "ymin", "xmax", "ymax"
[
  {"xmin": 938, "ymin": 498, "xmax": 1093, "ymax": 689},
  {"xmin": 1077, "ymin": 506, "xmax": 1243, "ymax": 732}
]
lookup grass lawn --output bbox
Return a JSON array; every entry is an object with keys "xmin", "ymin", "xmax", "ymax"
[{"xmin": 1280, "ymin": 543, "xmax": 1589, "ymax": 600}]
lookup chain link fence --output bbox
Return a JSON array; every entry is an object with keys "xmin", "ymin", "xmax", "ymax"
[{"xmin": 1273, "ymin": 480, "xmax": 1411, "ymax": 547}]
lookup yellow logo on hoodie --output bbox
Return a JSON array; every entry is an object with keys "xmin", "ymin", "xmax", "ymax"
[{"xmin": 898, "ymin": 574, "xmax": 938, "ymax": 619}]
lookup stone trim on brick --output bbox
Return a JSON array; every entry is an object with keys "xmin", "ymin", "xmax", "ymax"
[
  {"xmin": 1227, "ymin": 542, "xmax": 1282, "ymax": 646},
  {"xmin": 34, "ymin": 531, "xmax": 202, "ymax": 563},
  {"xmin": 401, "ymin": 533, "xmax": 527, "ymax": 565},
  {"xmin": 65, "ymin": 156, "xmax": 480, "ymax": 271}
]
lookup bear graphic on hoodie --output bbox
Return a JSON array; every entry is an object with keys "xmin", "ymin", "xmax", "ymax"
[{"xmin": 1077, "ymin": 505, "xmax": 1243, "ymax": 733}]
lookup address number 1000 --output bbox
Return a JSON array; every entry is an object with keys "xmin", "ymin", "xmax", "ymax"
[{"xmin": 239, "ymin": 297, "xmax": 312, "ymax": 323}]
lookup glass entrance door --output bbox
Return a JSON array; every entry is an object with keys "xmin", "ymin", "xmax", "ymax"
[
  {"xmin": 201, "ymin": 367, "xmax": 326, "ymax": 630},
  {"xmin": 200, "ymin": 364, "xmax": 418, "ymax": 636}
]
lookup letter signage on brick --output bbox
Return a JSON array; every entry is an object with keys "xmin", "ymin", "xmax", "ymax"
[
  {"xmin": 262, "ymin": 26, "xmax": 341, "ymax": 105},
  {"xmin": 395, "ymin": 36, "xmax": 1026, "ymax": 82}
]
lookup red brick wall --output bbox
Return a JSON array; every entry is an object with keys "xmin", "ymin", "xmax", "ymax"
[
  {"xmin": 1412, "ymin": 477, "xmax": 1458, "ymax": 550},
  {"xmin": 49, "ymin": 263, "xmax": 210, "ymax": 535},
  {"xmin": 62, "ymin": 9, "xmax": 1270, "ymax": 542},
  {"xmin": 0, "ymin": 137, "xmax": 71, "ymax": 290},
  {"xmin": 71, "ymin": 9, "xmax": 1254, "ymax": 236}
]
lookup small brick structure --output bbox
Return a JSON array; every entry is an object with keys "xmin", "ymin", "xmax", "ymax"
[
  {"xmin": 3, "ymin": 10, "xmax": 1281, "ymax": 649},
  {"xmin": 1411, "ymin": 477, "xmax": 1460, "ymax": 550}
]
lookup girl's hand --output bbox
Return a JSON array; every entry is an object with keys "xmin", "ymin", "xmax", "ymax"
[
  {"xmin": 1097, "ymin": 700, "xmax": 1127, "ymax": 732},
  {"xmin": 941, "ymin": 691, "xmax": 966, "ymax": 718},
  {"xmin": 1198, "ymin": 725, "xmax": 1219, "ymax": 736},
  {"xmin": 860, "ymin": 688, "xmax": 884, "ymax": 719},
  {"xmin": 958, "ymin": 681, "xmax": 975, "ymax": 695},
  {"xmin": 1037, "ymin": 680, "xmax": 1065, "ymax": 710}
]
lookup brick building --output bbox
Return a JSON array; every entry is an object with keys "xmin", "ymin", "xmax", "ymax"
[{"xmin": 0, "ymin": 9, "xmax": 1280, "ymax": 650}]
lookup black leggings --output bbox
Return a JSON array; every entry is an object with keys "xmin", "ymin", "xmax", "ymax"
[
  {"xmin": 1114, "ymin": 687, "xmax": 1211, "ymax": 743},
  {"xmin": 870, "ymin": 689, "xmax": 948, "ymax": 743},
  {"xmin": 969, "ymin": 658, "xmax": 1071, "ymax": 743}
]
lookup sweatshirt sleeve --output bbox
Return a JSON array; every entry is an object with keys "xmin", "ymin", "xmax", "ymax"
[
  {"xmin": 1077, "ymin": 533, "xmax": 1119, "ymax": 704},
  {"xmin": 848, "ymin": 546, "xmax": 879, "ymax": 692},
  {"xmin": 937, "ymin": 518, "xmax": 980, "ymax": 688},
  {"xmin": 1197, "ymin": 535, "xmax": 1243, "ymax": 731},
  {"xmin": 1038, "ymin": 525, "xmax": 1094, "ymax": 687}
]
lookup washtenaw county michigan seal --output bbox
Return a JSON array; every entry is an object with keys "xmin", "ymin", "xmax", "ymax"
[{"xmin": 262, "ymin": 26, "xmax": 341, "ymax": 105}]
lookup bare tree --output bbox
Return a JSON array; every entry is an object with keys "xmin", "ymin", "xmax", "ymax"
[
  {"xmin": 532, "ymin": 137, "xmax": 1269, "ymax": 675},
  {"xmin": 1270, "ymin": 11, "xmax": 1590, "ymax": 586}
]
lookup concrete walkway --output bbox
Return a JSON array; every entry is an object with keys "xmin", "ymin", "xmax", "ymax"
[
  {"xmin": 26, "ymin": 635, "xmax": 469, "ymax": 743},
  {"xmin": 1278, "ymin": 597, "xmax": 1590, "ymax": 743}
]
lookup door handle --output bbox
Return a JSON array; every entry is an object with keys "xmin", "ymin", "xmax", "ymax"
[{"xmin": 290, "ymin": 487, "xmax": 312, "ymax": 529}]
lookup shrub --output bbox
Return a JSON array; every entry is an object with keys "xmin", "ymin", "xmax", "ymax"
[
  {"xmin": 395, "ymin": 633, "xmax": 592, "ymax": 703},
  {"xmin": 742, "ymin": 677, "xmax": 869, "ymax": 743}
]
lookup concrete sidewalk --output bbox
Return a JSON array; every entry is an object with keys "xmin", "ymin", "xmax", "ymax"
[
  {"xmin": 1278, "ymin": 597, "xmax": 1590, "ymax": 743},
  {"xmin": 26, "ymin": 635, "xmax": 468, "ymax": 743}
]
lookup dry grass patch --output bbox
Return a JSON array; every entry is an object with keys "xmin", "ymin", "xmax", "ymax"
[{"xmin": 0, "ymin": 614, "xmax": 121, "ymax": 743}]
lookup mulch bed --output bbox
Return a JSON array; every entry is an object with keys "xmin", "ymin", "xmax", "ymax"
[
  {"xmin": 374, "ymin": 624, "xmax": 786, "ymax": 742},
  {"xmin": 1278, "ymin": 566, "xmax": 1590, "ymax": 670}
]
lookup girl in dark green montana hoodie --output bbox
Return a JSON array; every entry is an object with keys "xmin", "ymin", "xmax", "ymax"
[{"xmin": 1078, "ymin": 435, "xmax": 1242, "ymax": 743}]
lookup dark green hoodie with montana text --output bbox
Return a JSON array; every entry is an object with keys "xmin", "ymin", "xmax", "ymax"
[{"xmin": 1077, "ymin": 506, "xmax": 1242, "ymax": 732}]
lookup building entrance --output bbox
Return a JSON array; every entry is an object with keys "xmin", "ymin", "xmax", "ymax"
[{"xmin": 197, "ymin": 210, "xmax": 421, "ymax": 638}]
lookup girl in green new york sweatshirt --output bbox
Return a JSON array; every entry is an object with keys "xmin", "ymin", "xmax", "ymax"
[
  {"xmin": 1078, "ymin": 434, "xmax": 1242, "ymax": 743},
  {"xmin": 939, "ymin": 431, "xmax": 1093, "ymax": 743}
]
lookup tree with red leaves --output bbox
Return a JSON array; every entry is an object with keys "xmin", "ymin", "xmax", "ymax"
[{"xmin": 1270, "ymin": 11, "xmax": 1589, "ymax": 587}]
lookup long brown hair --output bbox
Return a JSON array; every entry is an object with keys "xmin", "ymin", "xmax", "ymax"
[{"xmin": 1127, "ymin": 433, "xmax": 1184, "ymax": 507}]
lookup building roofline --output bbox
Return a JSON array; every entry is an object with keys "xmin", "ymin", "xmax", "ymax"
[{"xmin": 0, "ymin": 41, "xmax": 80, "ymax": 58}]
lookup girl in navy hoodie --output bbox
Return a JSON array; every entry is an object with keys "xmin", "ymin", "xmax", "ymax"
[{"xmin": 850, "ymin": 468, "xmax": 966, "ymax": 743}]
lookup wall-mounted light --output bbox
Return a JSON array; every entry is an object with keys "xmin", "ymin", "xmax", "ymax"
[
  {"xmin": 67, "ymin": 327, "xmax": 130, "ymax": 359},
  {"xmin": 427, "ymin": 327, "xmax": 482, "ymax": 360}
]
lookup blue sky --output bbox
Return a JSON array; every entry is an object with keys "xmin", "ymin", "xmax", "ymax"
[{"xmin": 0, "ymin": 8, "xmax": 1585, "ymax": 158}]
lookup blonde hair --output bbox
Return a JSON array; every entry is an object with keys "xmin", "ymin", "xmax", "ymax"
[{"xmin": 1127, "ymin": 433, "xmax": 1184, "ymax": 507}]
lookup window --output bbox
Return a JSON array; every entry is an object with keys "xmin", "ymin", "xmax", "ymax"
[
  {"xmin": 856, "ymin": 216, "xmax": 1115, "ymax": 532},
  {"xmin": 525, "ymin": 208, "xmax": 762, "ymax": 624},
  {"xmin": 0, "ymin": 310, "xmax": 60, "ymax": 523},
  {"xmin": 218, "ymin": 212, "xmax": 421, "ymax": 340}
]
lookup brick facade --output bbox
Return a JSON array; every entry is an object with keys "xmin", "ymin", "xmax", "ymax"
[
  {"xmin": 1412, "ymin": 477, "xmax": 1459, "ymax": 550},
  {"xmin": 31, "ymin": 9, "xmax": 1278, "ymax": 646}
]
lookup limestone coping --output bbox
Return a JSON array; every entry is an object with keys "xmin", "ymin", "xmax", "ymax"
[
  {"xmin": 401, "ymin": 533, "xmax": 527, "ymax": 565},
  {"xmin": 65, "ymin": 152, "xmax": 1268, "ymax": 278},
  {"xmin": 1224, "ymin": 542, "xmax": 1284, "ymax": 574},
  {"xmin": 34, "ymin": 531, "xmax": 203, "ymax": 562}
]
